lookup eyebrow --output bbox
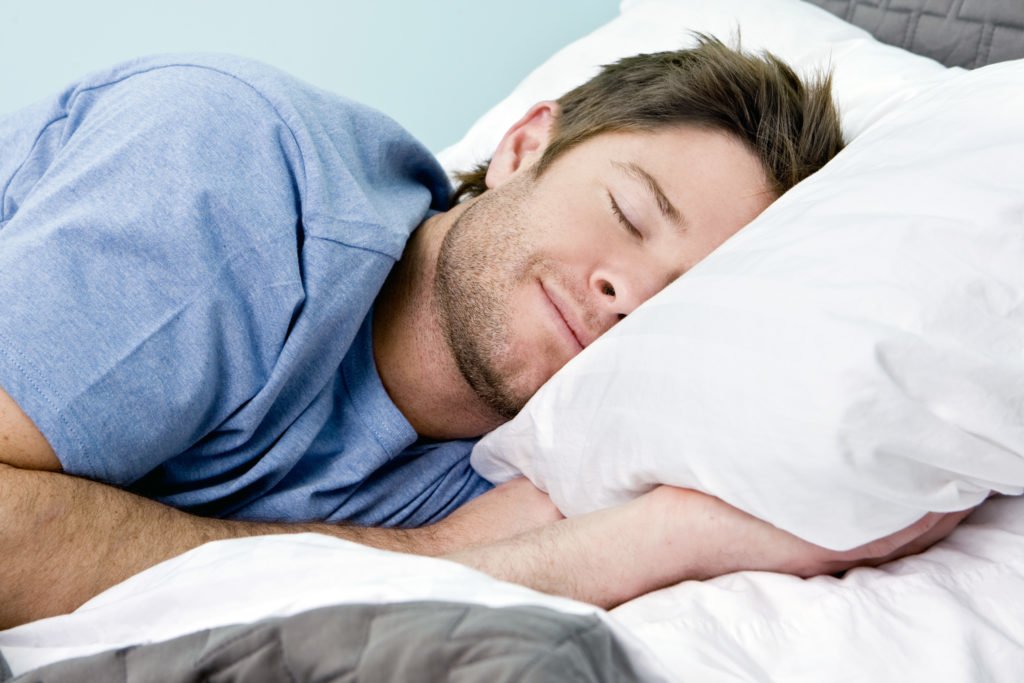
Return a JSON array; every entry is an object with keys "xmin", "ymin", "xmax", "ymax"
[{"xmin": 612, "ymin": 161, "xmax": 685, "ymax": 230}]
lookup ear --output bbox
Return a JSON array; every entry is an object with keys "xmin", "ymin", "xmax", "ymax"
[{"xmin": 485, "ymin": 101, "xmax": 559, "ymax": 190}]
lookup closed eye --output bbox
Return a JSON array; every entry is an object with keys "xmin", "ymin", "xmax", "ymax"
[{"xmin": 608, "ymin": 192, "xmax": 642, "ymax": 239}]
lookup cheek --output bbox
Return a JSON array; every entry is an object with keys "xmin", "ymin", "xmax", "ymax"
[
  {"xmin": 499, "ymin": 280, "xmax": 571, "ymax": 392},
  {"xmin": 718, "ymin": 194, "xmax": 775, "ymax": 243},
  {"xmin": 523, "ymin": 180, "xmax": 607, "ymax": 251}
]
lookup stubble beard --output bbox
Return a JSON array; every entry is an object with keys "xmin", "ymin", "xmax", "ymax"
[{"xmin": 434, "ymin": 180, "xmax": 535, "ymax": 422}]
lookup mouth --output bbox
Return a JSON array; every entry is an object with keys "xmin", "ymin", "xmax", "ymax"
[{"xmin": 539, "ymin": 280, "xmax": 586, "ymax": 353}]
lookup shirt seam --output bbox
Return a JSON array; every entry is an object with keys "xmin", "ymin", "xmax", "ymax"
[
  {"xmin": 307, "ymin": 234, "xmax": 399, "ymax": 261},
  {"xmin": 338, "ymin": 334, "xmax": 400, "ymax": 455},
  {"xmin": 0, "ymin": 328, "xmax": 90, "ymax": 473},
  {"xmin": 0, "ymin": 114, "xmax": 68, "ymax": 223}
]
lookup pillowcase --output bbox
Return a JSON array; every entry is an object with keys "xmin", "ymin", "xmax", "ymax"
[{"xmin": 451, "ymin": 0, "xmax": 1024, "ymax": 550}]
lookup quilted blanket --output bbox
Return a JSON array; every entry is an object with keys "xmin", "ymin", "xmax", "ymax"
[
  {"xmin": 805, "ymin": 0, "xmax": 1024, "ymax": 66},
  {"xmin": 3, "ymin": 602, "xmax": 639, "ymax": 683}
]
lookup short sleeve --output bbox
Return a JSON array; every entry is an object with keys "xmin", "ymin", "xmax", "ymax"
[{"xmin": 0, "ymin": 65, "xmax": 307, "ymax": 484}]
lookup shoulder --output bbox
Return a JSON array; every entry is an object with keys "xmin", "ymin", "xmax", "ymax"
[
  {"xmin": 63, "ymin": 54, "xmax": 308, "ymax": 130},
  {"xmin": 60, "ymin": 54, "xmax": 450, "ymax": 257},
  {"xmin": 60, "ymin": 53, "xmax": 443, "ymax": 187},
  {"xmin": 63, "ymin": 54, "xmax": 404, "ymax": 134},
  {"xmin": 56, "ymin": 55, "xmax": 325, "ymax": 195}
]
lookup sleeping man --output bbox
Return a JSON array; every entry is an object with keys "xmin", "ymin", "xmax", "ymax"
[{"xmin": 0, "ymin": 37, "xmax": 969, "ymax": 629}]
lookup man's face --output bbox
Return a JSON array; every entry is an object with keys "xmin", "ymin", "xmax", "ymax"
[{"xmin": 435, "ymin": 125, "xmax": 774, "ymax": 420}]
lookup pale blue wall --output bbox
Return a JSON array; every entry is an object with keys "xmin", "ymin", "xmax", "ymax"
[{"xmin": 0, "ymin": 0, "xmax": 619, "ymax": 152}]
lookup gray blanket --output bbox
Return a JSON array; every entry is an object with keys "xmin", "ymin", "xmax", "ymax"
[{"xmin": 3, "ymin": 601, "xmax": 640, "ymax": 683}]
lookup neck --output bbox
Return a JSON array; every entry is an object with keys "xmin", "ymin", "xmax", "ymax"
[{"xmin": 372, "ymin": 202, "xmax": 504, "ymax": 440}]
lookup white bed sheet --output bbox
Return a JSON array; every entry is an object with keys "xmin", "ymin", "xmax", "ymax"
[
  {"xmin": 2, "ymin": 495, "xmax": 1022, "ymax": 681},
  {"xmin": 613, "ymin": 494, "xmax": 1024, "ymax": 681}
]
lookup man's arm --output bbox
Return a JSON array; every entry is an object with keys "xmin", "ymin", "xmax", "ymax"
[
  {"xmin": 448, "ymin": 485, "xmax": 975, "ymax": 609},
  {"xmin": 0, "ymin": 464, "xmax": 559, "ymax": 629},
  {"xmin": 0, "ymin": 387, "xmax": 562, "ymax": 629},
  {"xmin": 0, "ymin": 386, "xmax": 971, "ymax": 627}
]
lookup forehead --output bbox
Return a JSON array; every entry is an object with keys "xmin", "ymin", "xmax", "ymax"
[
  {"xmin": 563, "ymin": 126, "xmax": 767, "ymax": 184},
  {"xmin": 546, "ymin": 126, "xmax": 775, "ymax": 233}
]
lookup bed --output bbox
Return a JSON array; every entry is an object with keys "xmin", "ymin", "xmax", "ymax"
[{"xmin": 3, "ymin": 1, "xmax": 1024, "ymax": 681}]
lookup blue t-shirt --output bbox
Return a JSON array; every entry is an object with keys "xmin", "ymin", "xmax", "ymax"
[{"xmin": 0, "ymin": 54, "xmax": 492, "ymax": 526}]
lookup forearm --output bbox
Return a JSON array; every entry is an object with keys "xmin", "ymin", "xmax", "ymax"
[
  {"xmin": 447, "ymin": 495, "xmax": 695, "ymax": 610},
  {"xmin": 0, "ymin": 465, "xmax": 438, "ymax": 629},
  {"xmin": 448, "ymin": 486, "xmax": 977, "ymax": 612}
]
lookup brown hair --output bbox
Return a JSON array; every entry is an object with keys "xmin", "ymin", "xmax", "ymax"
[{"xmin": 451, "ymin": 34, "xmax": 844, "ymax": 202}]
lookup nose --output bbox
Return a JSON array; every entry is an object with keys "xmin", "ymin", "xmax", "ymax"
[{"xmin": 591, "ymin": 265, "xmax": 671, "ymax": 320}]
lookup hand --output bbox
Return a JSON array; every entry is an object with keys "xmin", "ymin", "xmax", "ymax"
[
  {"xmin": 425, "ymin": 477, "xmax": 564, "ymax": 555},
  {"xmin": 643, "ymin": 486, "xmax": 976, "ymax": 581}
]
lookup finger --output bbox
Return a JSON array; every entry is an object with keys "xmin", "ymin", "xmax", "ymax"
[
  {"xmin": 839, "ymin": 512, "xmax": 945, "ymax": 562},
  {"xmin": 875, "ymin": 507, "xmax": 976, "ymax": 563},
  {"xmin": 849, "ymin": 508, "xmax": 976, "ymax": 571},
  {"xmin": 827, "ymin": 505, "xmax": 982, "ymax": 575}
]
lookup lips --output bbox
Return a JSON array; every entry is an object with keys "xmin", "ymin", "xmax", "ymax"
[{"xmin": 540, "ymin": 280, "xmax": 594, "ymax": 350}]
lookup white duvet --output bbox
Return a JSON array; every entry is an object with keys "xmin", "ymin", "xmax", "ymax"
[{"xmin": 3, "ymin": 494, "xmax": 1023, "ymax": 681}]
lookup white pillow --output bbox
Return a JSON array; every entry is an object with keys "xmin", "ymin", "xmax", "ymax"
[{"xmin": 456, "ymin": 2, "xmax": 1024, "ymax": 550}]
